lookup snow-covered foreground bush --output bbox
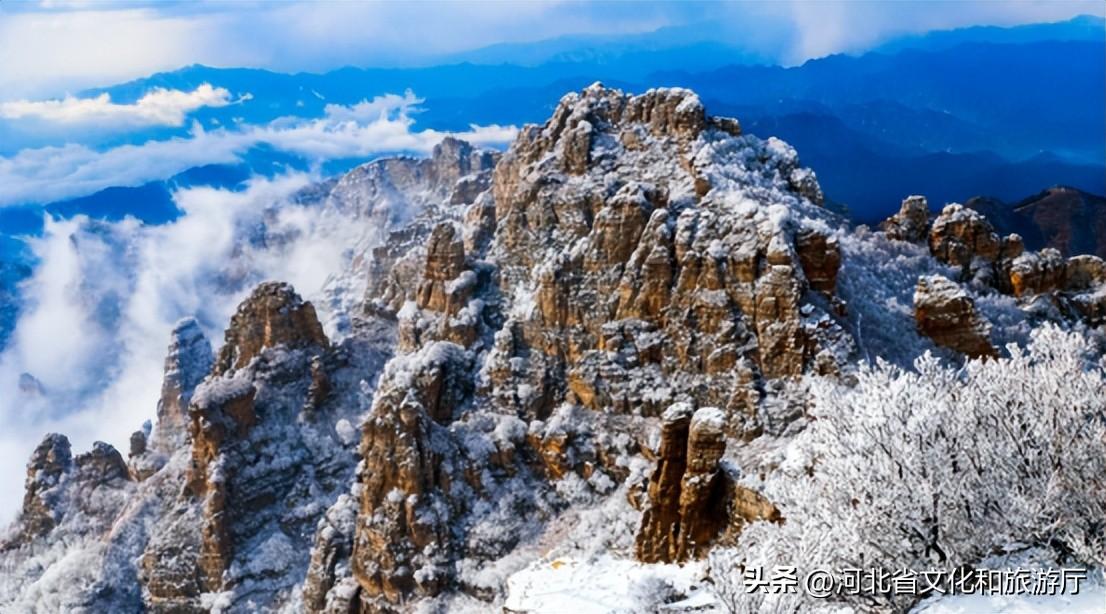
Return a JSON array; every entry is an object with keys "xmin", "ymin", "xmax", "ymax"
[{"xmin": 713, "ymin": 325, "xmax": 1106, "ymax": 612}]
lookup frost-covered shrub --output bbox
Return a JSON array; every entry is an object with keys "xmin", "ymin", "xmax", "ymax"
[
  {"xmin": 631, "ymin": 573, "xmax": 679, "ymax": 609},
  {"xmin": 712, "ymin": 324, "xmax": 1106, "ymax": 611}
]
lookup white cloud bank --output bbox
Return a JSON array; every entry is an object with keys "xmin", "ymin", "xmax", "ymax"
[
  {"xmin": 0, "ymin": 91, "xmax": 516, "ymax": 206},
  {"xmin": 0, "ymin": 172, "xmax": 370, "ymax": 523},
  {"xmin": 0, "ymin": 84, "xmax": 233, "ymax": 127}
]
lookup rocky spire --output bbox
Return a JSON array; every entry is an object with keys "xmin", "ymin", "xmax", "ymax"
[
  {"xmin": 151, "ymin": 318, "xmax": 213, "ymax": 453},
  {"xmin": 213, "ymin": 281, "xmax": 329, "ymax": 374},
  {"xmin": 350, "ymin": 342, "xmax": 471, "ymax": 608},
  {"xmin": 488, "ymin": 84, "xmax": 846, "ymax": 421},
  {"xmin": 928, "ymin": 204, "xmax": 1002, "ymax": 269},
  {"xmin": 636, "ymin": 404, "xmax": 778, "ymax": 564},
  {"xmin": 142, "ymin": 281, "xmax": 334, "ymax": 610},
  {"xmin": 881, "ymin": 195, "xmax": 931, "ymax": 243},
  {"xmin": 12, "ymin": 433, "xmax": 72, "ymax": 544},
  {"xmin": 3, "ymin": 435, "xmax": 133, "ymax": 553}
]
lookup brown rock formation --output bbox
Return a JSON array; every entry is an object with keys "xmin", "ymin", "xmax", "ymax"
[
  {"xmin": 302, "ymin": 498, "xmax": 358, "ymax": 613},
  {"xmin": 488, "ymin": 84, "xmax": 846, "ymax": 421},
  {"xmin": 914, "ymin": 275, "xmax": 997, "ymax": 358},
  {"xmin": 1064, "ymin": 255, "xmax": 1106, "ymax": 291},
  {"xmin": 796, "ymin": 229, "xmax": 841, "ymax": 294},
  {"xmin": 929, "ymin": 204, "xmax": 1000, "ymax": 269},
  {"xmin": 358, "ymin": 142, "xmax": 499, "ymax": 319},
  {"xmin": 143, "ymin": 282, "xmax": 332, "ymax": 610},
  {"xmin": 186, "ymin": 378, "xmax": 257, "ymax": 592},
  {"xmin": 1007, "ymin": 248, "xmax": 1066, "ymax": 298},
  {"xmin": 12, "ymin": 433, "xmax": 72, "ymax": 544},
  {"xmin": 3, "ymin": 436, "xmax": 134, "ymax": 554},
  {"xmin": 674, "ymin": 407, "xmax": 729, "ymax": 562},
  {"xmin": 214, "ymin": 282, "xmax": 328, "ymax": 373},
  {"xmin": 151, "ymin": 318, "xmax": 213, "ymax": 453},
  {"xmin": 636, "ymin": 403, "xmax": 693, "ymax": 563},
  {"xmin": 415, "ymin": 222, "xmax": 468, "ymax": 314},
  {"xmin": 636, "ymin": 405, "xmax": 777, "ymax": 564},
  {"xmin": 881, "ymin": 195, "xmax": 931, "ymax": 243},
  {"xmin": 1064, "ymin": 255, "xmax": 1106, "ymax": 324},
  {"xmin": 350, "ymin": 344, "xmax": 467, "ymax": 608}
]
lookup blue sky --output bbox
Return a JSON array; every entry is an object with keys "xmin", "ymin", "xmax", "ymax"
[{"xmin": 1, "ymin": 0, "xmax": 1101, "ymax": 98}]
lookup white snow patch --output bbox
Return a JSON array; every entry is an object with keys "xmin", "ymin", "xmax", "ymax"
[
  {"xmin": 912, "ymin": 577, "xmax": 1105, "ymax": 614},
  {"xmin": 504, "ymin": 555, "xmax": 710, "ymax": 613}
]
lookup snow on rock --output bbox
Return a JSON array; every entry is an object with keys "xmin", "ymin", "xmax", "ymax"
[{"xmin": 151, "ymin": 317, "xmax": 213, "ymax": 453}]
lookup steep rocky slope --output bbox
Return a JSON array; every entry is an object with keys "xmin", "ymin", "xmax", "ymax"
[
  {"xmin": 2, "ymin": 85, "xmax": 1103, "ymax": 613},
  {"xmin": 966, "ymin": 186, "xmax": 1106, "ymax": 259}
]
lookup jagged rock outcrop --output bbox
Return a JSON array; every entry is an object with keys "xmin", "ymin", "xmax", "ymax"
[
  {"xmin": 636, "ymin": 404, "xmax": 693, "ymax": 563},
  {"xmin": 636, "ymin": 404, "xmax": 778, "ymax": 564},
  {"xmin": 327, "ymin": 137, "xmax": 497, "ymax": 224},
  {"xmin": 335, "ymin": 84, "xmax": 846, "ymax": 610},
  {"xmin": 928, "ymin": 204, "xmax": 1001, "ymax": 269},
  {"xmin": 303, "ymin": 495, "xmax": 359, "ymax": 613},
  {"xmin": 415, "ymin": 222, "xmax": 468, "ymax": 314},
  {"xmin": 214, "ymin": 281, "xmax": 329, "ymax": 373},
  {"xmin": 1007, "ymin": 248, "xmax": 1067, "ymax": 297},
  {"xmin": 914, "ymin": 275, "xmax": 997, "ymax": 358},
  {"xmin": 10, "ymin": 433, "xmax": 73, "ymax": 545},
  {"xmin": 1063, "ymin": 255, "xmax": 1106, "ymax": 324},
  {"xmin": 187, "ymin": 377, "xmax": 258, "ymax": 592},
  {"xmin": 360, "ymin": 143, "xmax": 499, "ymax": 318},
  {"xmin": 143, "ymin": 282, "xmax": 340, "ymax": 612},
  {"xmin": 881, "ymin": 195, "xmax": 931, "ymax": 243},
  {"xmin": 127, "ymin": 426, "xmax": 163, "ymax": 481},
  {"xmin": 2, "ymin": 435, "xmax": 134, "ymax": 555},
  {"xmin": 882, "ymin": 194, "xmax": 1106, "ymax": 335},
  {"xmin": 488, "ymin": 83, "xmax": 847, "ymax": 423},
  {"xmin": 796, "ymin": 228, "xmax": 841, "ymax": 294},
  {"xmin": 353, "ymin": 356, "xmax": 457, "ymax": 606},
  {"xmin": 151, "ymin": 318, "xmax": 213, "ymax": 453}
]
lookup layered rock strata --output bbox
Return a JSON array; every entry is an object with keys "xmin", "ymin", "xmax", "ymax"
[
  {"xmin": 636, "ymin": 404, "xmax": 778, "ymax": 564},
  {"xmin": 914, "ymin": 275, "xmax": 997, "ymax": 358}
]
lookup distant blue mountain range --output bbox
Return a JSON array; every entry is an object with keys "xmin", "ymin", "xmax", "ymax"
[
  {"xmin": 33, "ymin": 15, "xmax": 1096, "ymax": 221},
  {"xmin": 0, "ymin": 15, "xmax": 1103, "ymax": 347}
]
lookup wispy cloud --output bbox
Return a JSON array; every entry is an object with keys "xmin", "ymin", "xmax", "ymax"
[
  {"xmin": 0, "ymin": 91, "xmax": 517, "ymax": 206},
  {"xmin": 0, "ymin": 84, "xmax": 232, "ymax": 127},
  {"xmin": 0, "ymin": 170, "xmax": 375, "ymax": 523},
  {"xmin": 1, "ymin": 1, "xmax": 1099, "ymax": 98}
]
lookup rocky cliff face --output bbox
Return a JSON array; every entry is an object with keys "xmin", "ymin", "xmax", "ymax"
[
  {"xmin": 3, "ymin": 85, "xmax": 1103, "ymax": 613},
  {"xmin": 329, "ymin": 84, "xmax": 859, "ymax": 611},
  {"xmin": 914, "ymin": 275, "xmax": 997, "ymax": 358},
  {"xmin": 151, "ymin": 318, "xmax": 213, "ymax": 454},
  {"xmin": 635, "ymin": 404, "xmax": 779, "ymax": 564},
  {"xmin": 486, "ymin": 85, "xmax": 847, "ymax": 425},
  {"xmin": 878, "ymin": 194, "xmax": 1106, "ymax": 352},
  {"xmin": 967, "ymin": 187, "xmax": 1106, "ymax": 259}
]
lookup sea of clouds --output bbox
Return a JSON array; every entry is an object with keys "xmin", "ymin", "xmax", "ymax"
[{"xmin": 0, "ymin": 87, "xmax": 516, "ymax": 522}]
